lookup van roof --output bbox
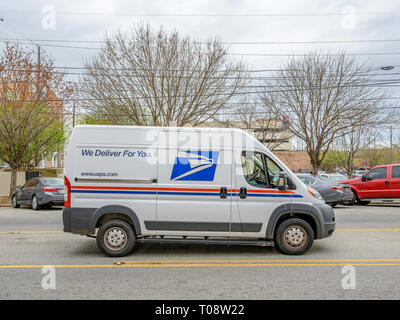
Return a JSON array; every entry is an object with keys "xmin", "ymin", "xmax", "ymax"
[
  {"xmin": 73, "ymin": 124, "xmax": 242, "ymax": 133},
  {"xmin": 70, "ymin": 125, "xmax": 265, "ymax": 150}
]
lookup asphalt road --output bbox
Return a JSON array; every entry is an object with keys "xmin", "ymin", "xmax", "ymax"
[{"xmin": 0, "ymin": 204, "xmax": 399, "ymax": 300}]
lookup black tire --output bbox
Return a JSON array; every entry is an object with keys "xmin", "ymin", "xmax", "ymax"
[
  {"xmin": 358, "ymin": 200, "xmax": 370, "ymax": 206},
  {"xmin": 347, "ymin": 190, "xmax": 357, "ymax": 206},
  {"xmin": 275, "ymin": 218, "xmax": 314, "ymax": 255},
  {"xmin": 329, "ymin": 202, "xmax": 337, "ymax": 208},
  {"xmin": 96, "ymin": 219, "xmax": 136, "ymax": 257},
  {"xmin": 12, "ymin": 195, "xmax": 20, "ymax": 208},
  {"xmin": 31, "ymin": 195, "xmax": 40, "ymax": 210}
]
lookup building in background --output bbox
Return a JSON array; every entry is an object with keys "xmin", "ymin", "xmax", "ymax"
[{"xmin": 201, "ymin": 118, "xmax": 293, "ymax": 151}]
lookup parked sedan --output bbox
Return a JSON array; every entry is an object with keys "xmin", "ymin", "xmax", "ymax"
[
  {"xmin": 12, "ymin": 177, "xmax": 64, "ymax": 210},
  {"xmin": 318, "ymin": 173, "xmax": 353, "ymax": 203},
  {"xmin": 296, "ymin": 173, "xmax": 344, "ymax": 207}
]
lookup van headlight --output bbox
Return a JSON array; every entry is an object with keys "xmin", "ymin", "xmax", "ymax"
[{"xmin": 307, "ymin": 186, "xmax": 324, "ymax": 201}]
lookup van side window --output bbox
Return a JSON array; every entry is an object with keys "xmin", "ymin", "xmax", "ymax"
[
  {"xmin": 365, "ymin": 167, "xmax": 387, "ymax": 180},
  {"xmin": 264, "ymin": 156, "xmax": 282, "ymax": 188},
  {"xmin": 241, "ymin": 151, "xmax": 283, "ymax": 189},
  {"xmin": 392, "ymin": 166, "xmax": 400, "ymax": 178},
  {"xmin": 241, "ymin": 151, "xmax": 268, "ymax": 188}
]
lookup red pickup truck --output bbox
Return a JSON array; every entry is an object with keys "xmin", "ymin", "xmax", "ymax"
[{"xmin": 341, "ymin": 164, "xmax": 400, "ymax": 205}]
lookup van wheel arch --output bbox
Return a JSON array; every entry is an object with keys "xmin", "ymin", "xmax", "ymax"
[
  {"xmin": 266, "ymin": 203, "xmax": 321, "ymax": 240},
  {"xmin": 96, "ymin": 213, "xmax": 134, "ymax": 229},
  {"xmin": 91, "ymin": 205, "xmax": 142, "ymax": 236},
  {"xmin": 273, "ymin": 213, "xmax": 318, "ymax": 240}
]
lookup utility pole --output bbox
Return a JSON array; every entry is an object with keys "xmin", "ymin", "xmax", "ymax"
[
  {"xmin": 37, "ymin": 45, "xmax": 41, "ymax": 90},
  {"xmin": 37, "ymin": 45, "xmax": 40, "ymax": 68},
  {"xmin": 72, "ymin": 103, "xmax": 76, "ymax": 127},
  {"xmin": 390, "ymin": 126, "xmax": 393, "ymax": 164}
]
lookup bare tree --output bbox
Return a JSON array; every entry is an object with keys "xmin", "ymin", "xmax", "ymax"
[
  {"xmin": 330, "ymin": 125, "xmax": 376, "ymax": 177},
  {"xmin": 80, "ymin": 23, "xmax": 248, "ymax": 126},
  {"xmin": 230, "ymin": 97, "xmax": 292, "ymax": 151},
  {"xmin": 262, "ymin": 51, "xmax": 393, "ymax": 174},
  {"xmin": 0, "ymin": 43, "xmax": 71, "ymax": 196}
]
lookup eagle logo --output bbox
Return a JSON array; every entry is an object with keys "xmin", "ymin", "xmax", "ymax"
[{"xmin": 170, "ymin": 150, "xmax": 219, "ymax": 181}]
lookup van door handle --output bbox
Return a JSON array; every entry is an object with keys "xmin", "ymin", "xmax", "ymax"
[
  {"xmin": 220, "ymin": 187, "xmax": 227, "ymax": 199},
  {"xmin": 240, "ymin": 187, "xmax": 247, "ymax": 199}
]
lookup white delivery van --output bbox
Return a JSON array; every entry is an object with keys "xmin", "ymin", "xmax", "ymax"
[{"xmin": 63, "ymin": 125, "xmax": 335, "ymax": 256}]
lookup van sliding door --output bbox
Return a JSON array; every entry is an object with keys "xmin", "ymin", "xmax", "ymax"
[{"xmin": 152, "ymin": 148, "xmax": 233, "ymax": 236}]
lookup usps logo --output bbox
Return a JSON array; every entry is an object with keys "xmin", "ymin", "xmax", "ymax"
[{"xmin": 170, "ymin": 150, "xmax": 219, "ymax": 181}]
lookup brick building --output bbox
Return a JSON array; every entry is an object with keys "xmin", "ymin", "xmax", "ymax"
[{"xmin": 274, "ymin": 150, "xmax": 312, "ymax": 172}]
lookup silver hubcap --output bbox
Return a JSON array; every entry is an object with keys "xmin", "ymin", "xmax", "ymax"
[
  {"xmin": 104, "ymin": 227, "xmax": 127, "ymax": 250},
  {"xmin": 32, "ymin": 197, "xmax": 37, "ymax": 208},
  {"xmin": 284, "ymin": 226, "xmax": 307, "ymax": 248},
  {"xmin": 13, "ymin": 197, "xmax": 16, "ymax": 206}
]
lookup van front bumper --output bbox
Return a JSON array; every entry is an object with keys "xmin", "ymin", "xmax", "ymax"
[{"xmin": 314, "ymin": 203, "xmax": 335, "ymax": 239}]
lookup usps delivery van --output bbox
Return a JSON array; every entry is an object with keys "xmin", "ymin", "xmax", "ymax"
[{"xmin": 63, "ymin": 125, "xmax": 335, "ymax": 257}]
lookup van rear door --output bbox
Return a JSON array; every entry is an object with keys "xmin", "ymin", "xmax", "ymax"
[{"xmin": 71, "ymin": 145, "xmax": 158, "ymax": 231}]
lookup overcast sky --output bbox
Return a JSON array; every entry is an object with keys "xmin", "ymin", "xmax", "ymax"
[
  {"xmin": 1, "ymin": 0, "xmax": 399, "ymax": 144},
  {"xmin": 1, "ymin": 1, "xmax": 399, "ymax": 67}
]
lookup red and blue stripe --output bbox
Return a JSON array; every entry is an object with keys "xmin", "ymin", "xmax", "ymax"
[{"xmin": 71, "ymin": 186, "xmax": 303, "ymax": 198}]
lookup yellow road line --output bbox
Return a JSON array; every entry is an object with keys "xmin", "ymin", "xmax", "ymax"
[
  {"xmin": 336, "ymin": 228, "xmax": 400, "ymax": 232},
  {"xmin": 117, "ymin": 258, "xmax": 400, "ymax": 264},
  {"xmin": 1, "ymin": 262, "xmax": 400, "ymax": 269}
]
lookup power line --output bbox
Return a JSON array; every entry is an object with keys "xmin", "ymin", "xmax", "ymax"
[
  {"xmin": 4, "ymin": 93, "xmax": 399, "ymax": 104},
  {"xmin": 51, "ymin": 65, "xmax": 400, "ymax": 75},
  {"xmin": 228, "ymin": 52, "xmax": 400, "ymax": 57},
  {"xmin": 4, "ymin": 40, "xmax": 400, "ymax": 56},
  {"xmin": 4, "ymin": 38, "xmax": 400, "ymax": 45},
  {"xmin": 15, "ymin": 104, "xmax": 400, "ymax": 120},
  {"xmin": 3, "ymin": 67, "xmax": 399, "ymax": 81},
  {"xmin": 2, "ymin": 10, "xmax": 400, "ymax": 17}
]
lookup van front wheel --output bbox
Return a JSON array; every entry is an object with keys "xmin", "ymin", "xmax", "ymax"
[
  {"xmin": 97, "ymin": 219, "xmax": 136, "ymax": 257},
  {"xmin": 275, "ymin": 218, "xmax": 314, "ymax": 255}
]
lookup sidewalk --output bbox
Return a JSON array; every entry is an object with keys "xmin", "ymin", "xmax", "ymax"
[{"xmin": 0, "ymin": 197, "xmax": 11, "ymax": 207}]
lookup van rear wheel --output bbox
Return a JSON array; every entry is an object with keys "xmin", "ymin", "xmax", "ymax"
[
  {"xmin": 96, "ymin": 219, "xmax": 136, "ymax": 257},
  {"xmin": 275, "ymin": 218, "xmax": 314, "ymax": 255}
]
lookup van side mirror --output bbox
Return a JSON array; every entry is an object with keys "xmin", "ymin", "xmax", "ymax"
[{"xmin": 278, "ymin": 172, "xmax": 288, "ymax": 191}]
